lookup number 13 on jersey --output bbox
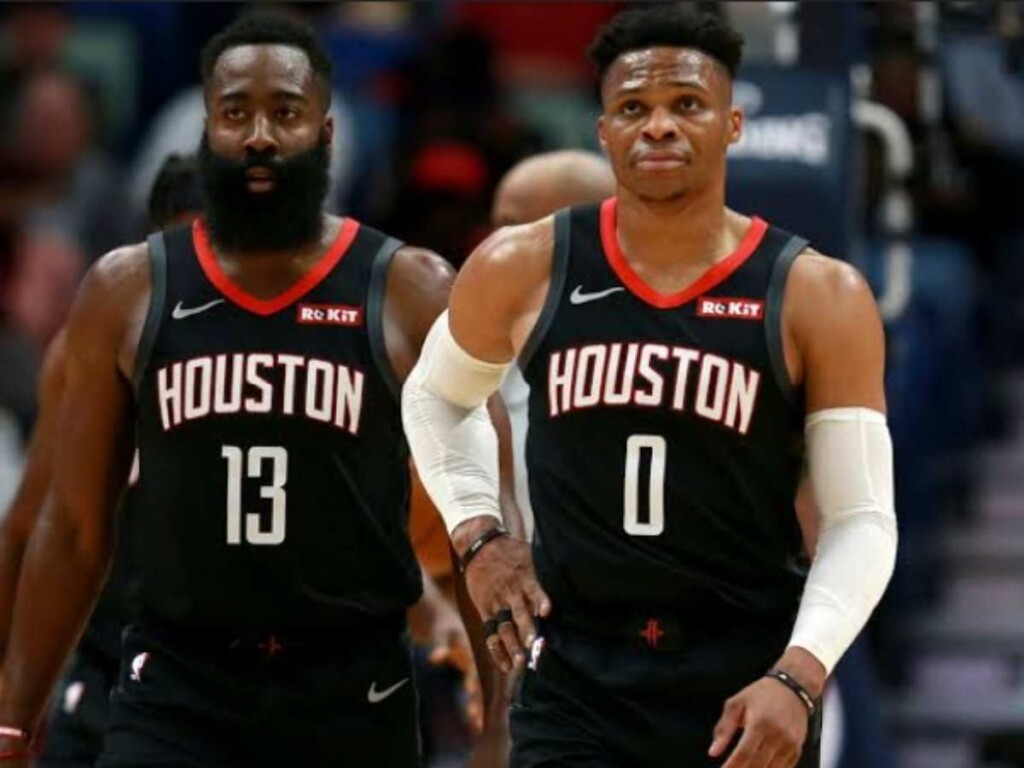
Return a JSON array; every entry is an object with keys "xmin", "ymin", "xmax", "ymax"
[
  {"xmin": 624, "ymin": 435, "xmax": 666, "ymax": 536},
  {"xmin": 221, "ymin": 445, "xmax": 288, "ymax": 545}
]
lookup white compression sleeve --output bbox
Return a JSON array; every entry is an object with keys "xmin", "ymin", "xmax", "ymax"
[
  {"xmin": 402, "ymin": 313, "xmax": 511, "ymax": 534},
  {"xmin": 787, "ymin": 407, "xmax": 898, "ymax": 674}
]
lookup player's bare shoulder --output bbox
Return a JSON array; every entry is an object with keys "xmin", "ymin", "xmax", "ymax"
[
  {"xmin": 786, "ymin": 248, "xmax": 879, "ymax": 323},
  {"xmin": 784, "ymin": 247, "xmax": 884, "ymax": 368},
  {"xmin": 389, "ymin": 245, "xmax": 456, "ymax": 309},
  {"xmin": 472, "ymin": 216, "xmax": 555, "ymax": 286},
  {"xmin": 457, "ymin": 216, "xmax": 556, "ymax": 316},
  {"xmin": 448, "ymin": 216, "xmax": 556, "ymax": 360},
  {"xmin": 68, "ymin": 241, "xmax": 153, "ymax": 378}
]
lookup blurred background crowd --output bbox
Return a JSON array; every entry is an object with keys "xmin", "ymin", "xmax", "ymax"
[{"xmin": 1, "ymin": 2, "xmax": 1024, "ymax": 767}]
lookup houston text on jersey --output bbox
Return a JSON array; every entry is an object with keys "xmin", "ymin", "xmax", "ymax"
[
  {"xmin": 547, "ymin": 341, "xmax": 761, "ymax": 435},
  {"xmin": 156, "ymin": 353, "xmax": 365, "ymax": 434}
]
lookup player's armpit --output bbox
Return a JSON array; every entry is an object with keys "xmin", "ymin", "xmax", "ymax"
[
  {"xmin": 784, "ymin": 253, "xmax": 886, "ymax": 413},
  {"xmin": 0, "ymin": 245, "xmax": 145, "ymax": 732}
]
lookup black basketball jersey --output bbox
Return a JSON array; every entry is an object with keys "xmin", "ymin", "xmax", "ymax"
[
  {"xmin": 522, "ymin": 200, "xmax": 809, "ymax": 621},
  {"xmin": 132, "ymin": 218, "xmax": 420, "ymax": 633}
]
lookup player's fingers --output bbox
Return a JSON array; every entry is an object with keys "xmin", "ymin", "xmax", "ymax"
[
  {"xmin": 463, "ymin": 667, "xmax": 484, "ymax": 733},
  {"xmin": 466, "ymin": 696, "xmax": 484, "ymax": 734},
  {"xmin": 448, "ymin": 641, "xmax": 473, "ymax": 675},
  {"xmin": 485, "ymin": 633, "xmax": 513, "ymax": 674},
  {"xmin": 497, "ymin": 619, "xmax": 526, "ymax": 669},
  {"xmin": 522, "ymin": 574, "xmax": 552, "ymax": 618},
  {"xmin": 708, "ymin": 698, "xmax": 744, "ymax": 757},
  {"xmin": 508, "ymin": 594, "xmax": 537, "ymax": 646},
  {"xmin": 463, "ymin": 666, "xmax": 481, "ymax": 696},
  {"xmin": 428, "ymin": 644, "xmax": 452, "ymax": 666},
  {"xmin": 721, "ymin": 730, "xmax": 764, "ymax": 768}
]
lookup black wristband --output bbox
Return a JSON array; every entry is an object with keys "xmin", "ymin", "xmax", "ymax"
[
  {"xmin": 459, "ymin": 525, "xmax": 508, "ymax": 573},
  {"xmin": 764, "ymin": 670, "xmax": 819, "ymax": 718}
]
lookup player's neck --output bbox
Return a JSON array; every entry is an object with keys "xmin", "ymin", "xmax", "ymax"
[
  {"xmin": 615, "ymin": 185, "xmax": 743, "ymax": 271},
  {"xmin": 209, "ymin": 214, "xmax": 340, "ymax": 298}
]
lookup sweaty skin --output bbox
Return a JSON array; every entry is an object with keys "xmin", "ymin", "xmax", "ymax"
[
  {"xmin": 446, "ymin": 45, "xmax": 886, "ymax": 768},
  {"xmin": 0, "ymin": 43, "xmax": 458, "ymax": 752}
]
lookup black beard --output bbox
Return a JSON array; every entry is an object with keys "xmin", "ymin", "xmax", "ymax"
[{"xmin": 198, "ymin": 133, "xmax": 330, "ymax": 253}]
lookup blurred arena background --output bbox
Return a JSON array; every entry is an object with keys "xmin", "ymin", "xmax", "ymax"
[{"xmin": 1, "ymin": 2, "xmax": 1023, "ymax": 767}]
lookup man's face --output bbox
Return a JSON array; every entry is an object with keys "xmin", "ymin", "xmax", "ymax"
[
  {"xmin": 597, "ymin": 47, "xmax": 742, "ymax": 204},
  {"xmin": 200, "ymin": 43, "xmax": 333, "ymax": 252}
]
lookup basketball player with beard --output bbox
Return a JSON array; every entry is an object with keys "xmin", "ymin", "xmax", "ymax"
[
  {"xmin": 404, "ymin": 5, "xmax": 897, "ymax": 767},
  {"xmin": 0, "ymin": 153, "xmax": 474, "ymax": 766},
  {"xmin": 0, "ymin": 14, "xmax": 466, "ymax": 767}
]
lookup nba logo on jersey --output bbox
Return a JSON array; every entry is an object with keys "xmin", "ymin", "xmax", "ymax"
[
  {"xmin": 130, "ymin": 652, "xmax": 150, "ymax": 682},
  {"xmin": 528, "ymin": 636, "xmax": 546, "ymax": 671},
  {"xmin": 62, "ymin": 680, "xmax": 85, "ymax": 714}
]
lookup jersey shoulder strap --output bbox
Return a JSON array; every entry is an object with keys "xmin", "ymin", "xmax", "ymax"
[
  {"xmin": 763, "ymin": 230, "xmax": 810, "ymax": 410},
  {"xmin": 363, "ymin": 226, "xmax": 405, "ymax": 401},
  {"xmin": 519, "ymin": 207, "xmax": 574, "ymax": 369},
  {"xmin": 132, "ymin": 230, "xmax": 171, "ymax": 394}
]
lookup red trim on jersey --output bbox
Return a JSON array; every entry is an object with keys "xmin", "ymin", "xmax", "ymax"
[
  {"xmin": 192, "ymin": 218, "xmax": 360, "ymax": 316},
  {"xmin": 599, "ymin": 198, "xmax": 768, "ymax": 310}
]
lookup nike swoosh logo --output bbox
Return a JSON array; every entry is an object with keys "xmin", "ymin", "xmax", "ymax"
[
  {"xmin": 367, "ymin": 677, "xmax": 409, "ymax": 704},
  {"xmin": 172, "ymin": 299, "xmax": 226, "ymax": 320},
  {"xmin": 569, "ymin": 285, "xmax": 625, "ymax": 305}
]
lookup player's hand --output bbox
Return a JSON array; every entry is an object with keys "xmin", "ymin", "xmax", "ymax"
[
  {"xmin": 461, "ymin": 661, "xmax": 484, "ymax": 734},
  {"xmin": 708, "ymin": 677, "xmax": 810, "ymax": 768},
  {"xmin": 415, "ymin": 577, "xmax": 482, "ymax": 731},
  {"xmin": 424, "ymin": 597, "xmax": 482, "ymax": 731},
  {"xmin": 453, "ymin": 517, "xmax": 552, "ymax": 674},
  {"xmin": 425, "ymin": 593, "xmax": 473, "ymax": 675}
]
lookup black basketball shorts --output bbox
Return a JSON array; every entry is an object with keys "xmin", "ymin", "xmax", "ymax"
[
  {"xmin": 96, "ymin": 621, "xmax": 421, "ymax": 768},
  {"xmin": 510, "ymin": 616, "xmax": 821, "ymax": 768}
]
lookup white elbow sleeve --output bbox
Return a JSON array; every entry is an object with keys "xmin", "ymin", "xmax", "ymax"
[
  {"xmin": 401, "ymin": 313, "xmax": 511, "ymax": 534},
  {"xmin": 419, "ymin": 311, "xmax": 510, "ymax": 409},
  {"xmin": 788, "ymin": 407, "xmax": 898, "ymax": 674}
]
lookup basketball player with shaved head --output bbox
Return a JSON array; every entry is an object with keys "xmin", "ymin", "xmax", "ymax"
[
  {"xmin": 404, "ymin": 5, "xmax": 896, "ymax": 768},
  {"xmin": 492, "ymin": 150, "xmax": 618, "ymax": 230},
  {"xmin": 0, "ymin": 13, "xmax": 488, "ymax": 768}
]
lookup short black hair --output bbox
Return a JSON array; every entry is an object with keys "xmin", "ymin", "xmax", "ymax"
[
  {"xmin": 148, "ymin": 154, "xmax": 204, "ymax": 229},
  {"xmin": 588, "ymin": 3, "xmax": 744, "ymax": 82},
  {"xmin": 200, "ymin": 11, "xmax": 333, "ymax": 108}
]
